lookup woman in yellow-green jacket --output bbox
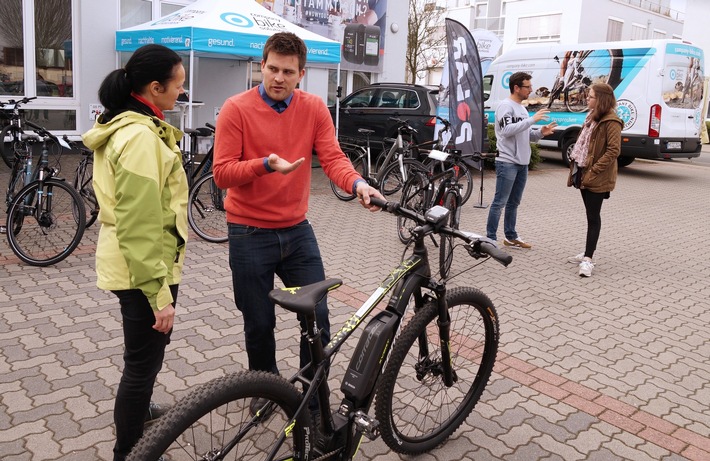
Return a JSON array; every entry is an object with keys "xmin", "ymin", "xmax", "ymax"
[{"xmin": 82, "ymin": 44, "xmax": 188, "ymax": 461}]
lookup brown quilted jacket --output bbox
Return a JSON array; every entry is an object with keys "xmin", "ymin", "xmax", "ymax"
[{"xmin": 567, "ymin": 111, "xmax": 623, "ymax": 193}]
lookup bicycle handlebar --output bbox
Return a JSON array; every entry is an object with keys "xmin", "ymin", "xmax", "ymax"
[
  {"xmin": 25, "ymin": 120, "xmax": 61, "ymax": 145},
  {"xmin": 369, "ymin": 196, "xmax": 513, "ymax": 267},
  {"xmin": 0, "ymin": 96, "xmax": 37, "ymax": 107}
]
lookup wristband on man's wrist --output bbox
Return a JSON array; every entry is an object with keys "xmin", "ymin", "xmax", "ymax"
[
  {"xmin": 263, "ymin": 157, "xmax": 275, "ymax": 173},
  {"xmin": 352, "ymin": 178, "xmax": 366, "ymax": 195}
]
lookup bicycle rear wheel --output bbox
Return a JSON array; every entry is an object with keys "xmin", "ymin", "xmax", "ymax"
[
  {"xmin": 127, "ymin": 371, "xmax": 312, "ymax": 461},
  {"xmin": 375, "ymin": 287, "xmax": 499, "ymax": 455},
  {"xmin": 439, "ymin": 190, "xmax": 461, "ymax": 279},
  {"xmin": 188, "ymin": 172, "xmax": 227, "ymax": 243},
  {"xmin": 330, "ymin": 147, "xmax": 363, "ymax": 201},
  {"xmin": 6, "ymin": 179, "xmax": 85, "ymax": 266},
  {"xmin": 72, "ymin": 158, "xmax": 99, "ymax": 228}
]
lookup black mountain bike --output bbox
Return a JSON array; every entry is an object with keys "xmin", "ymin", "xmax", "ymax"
[
  {"xmin": 5, "ymin": 123, "xmax": 85, "ymax": 266},
  {"xmin": 128, "ymin": 196, "xmax": 512, "ymax": 461}
]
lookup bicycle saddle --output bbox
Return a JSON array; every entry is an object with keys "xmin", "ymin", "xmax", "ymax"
[{"xmin": 268, "ymin": 278, "xmax": 342, "ymax": 315}]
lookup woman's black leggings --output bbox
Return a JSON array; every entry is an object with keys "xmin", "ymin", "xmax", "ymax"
[
  {"xmin": 111, "ymin": 284, "xmax": 178, "ymax": 461},
  {"xmin": 580, "ymin": 189, "xmax": 607, "ymax": 259}
]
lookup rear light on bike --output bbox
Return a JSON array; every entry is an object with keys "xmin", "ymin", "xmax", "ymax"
[
  {"xmin": 425, "ymin": 117, "xmax": 437, "ymax": 127},
  {"xmin": 648, "ymin": 104, "xmax": 661, "ymax": 138}
]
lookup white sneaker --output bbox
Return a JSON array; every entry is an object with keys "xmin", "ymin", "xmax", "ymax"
[
  {"xmin": 568, "ymin": 253, "xmax": 584, "ymax": 264},
  {"xmin": 578, "ymin": 259, "xmax": 594, "ymax": 277}
]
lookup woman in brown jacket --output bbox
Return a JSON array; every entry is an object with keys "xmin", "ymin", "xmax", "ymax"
[{"xmin": 567, "ymin": 83, "xmax": 623, "ymax": 277}]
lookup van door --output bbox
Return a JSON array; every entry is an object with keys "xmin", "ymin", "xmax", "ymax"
[{"xmin": 660, "ymin": 43, "xmax": 704, "ymax": 153}]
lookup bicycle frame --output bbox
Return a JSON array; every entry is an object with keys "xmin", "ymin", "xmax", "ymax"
[{"xmin": 266, "ymin": 232, "xmax": 448, "ymax": 460}]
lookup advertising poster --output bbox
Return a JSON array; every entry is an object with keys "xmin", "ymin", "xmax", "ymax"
[{"xmin": 256, "ymin": 0, "xmax": 387, "ymax": 72}]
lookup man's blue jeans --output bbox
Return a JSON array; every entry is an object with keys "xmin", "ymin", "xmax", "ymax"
[
  {"xmin": 228, "ymin": 220, "xmax": 330, "ymax": 374},
  {"xmin": 486, "ymin": 161, "xmax": 528, "ymax": 241}
]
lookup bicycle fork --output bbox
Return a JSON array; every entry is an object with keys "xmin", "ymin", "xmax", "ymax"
[{"xmin": 419, "ymin": 284, "xmax": 456, "ymax": 388}]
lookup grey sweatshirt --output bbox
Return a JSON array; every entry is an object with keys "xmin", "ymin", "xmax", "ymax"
[{"xmin": 494, "ymin": 98, "xmax": 543, "ymax": 165}]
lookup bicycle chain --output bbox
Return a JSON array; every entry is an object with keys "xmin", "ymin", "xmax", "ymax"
[{"xmin": 312, "ymin": 447, "xmax": 341, "ymax": 461}]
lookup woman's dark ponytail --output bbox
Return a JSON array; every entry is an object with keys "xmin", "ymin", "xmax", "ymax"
[{"xmin": 98, "ymin": 44, "xmax": 182, "ymax": 113}]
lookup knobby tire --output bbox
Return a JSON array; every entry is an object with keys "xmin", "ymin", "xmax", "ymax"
[
  {"xmin": 375, "ymin": 287, "xmax": 499, "ymax": 454},
  {"xmin": 127, "ymin": 371, "xmax": 312, "ymax": 461}
]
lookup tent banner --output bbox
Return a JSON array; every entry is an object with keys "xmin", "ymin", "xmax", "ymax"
[
  {"xmin": 115, "ymin": 1, "xmax": 341, "ymax": 63},
  {"xmin": 117, "ymin": 27, "xmax": 193, "ymax": 52},
  {"xmin": 444, "ymin": 18, "xmax": 484, "ymax": 167}
]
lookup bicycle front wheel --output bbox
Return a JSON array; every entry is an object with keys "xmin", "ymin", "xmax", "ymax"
[
  {"xmin": 188, "ymin": 172, "xmax": 227, "ymax": 243},
  {"xmin": 6, "ymin": 179, "xmax": 85, "ymax": 266},
  {"xmin": 439, "ymin": 190, "xmax": 461, "ymax": 279},
  {"xmin": 72, "ymin": 158, "xmax": 99, "ymax": 228},
  {"xmin": 379, "ymin": 158, "xmax": 428, "ymax": 203},
  {"xmin": 127, "ymin": 371, "xmax": 312, "ymax": 461},
  {"xmin": 1, "ymin": 124, "xmax": 22, "ymax": 168},
  {"xmin": 375, "ymin": 287, "xmax": 499, "ymax": 455},
  {"xmin": 397, "ymin": 171, "xmax": 428, "ymax": 244}
]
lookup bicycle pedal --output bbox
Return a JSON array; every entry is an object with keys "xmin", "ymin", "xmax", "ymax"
[{"xmin": 353, "ymin": 410, "xmax": 379, "ymax": 440}]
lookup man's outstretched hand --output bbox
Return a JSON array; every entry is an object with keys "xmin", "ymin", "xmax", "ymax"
[{"xmin": 268, "ymin": 153, "xmax": 305, "ymax": 174}]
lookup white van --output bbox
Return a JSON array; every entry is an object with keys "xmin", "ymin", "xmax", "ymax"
[{"xmin": 483, "ymin": 39, "xmax": 704, "ymax": 166}]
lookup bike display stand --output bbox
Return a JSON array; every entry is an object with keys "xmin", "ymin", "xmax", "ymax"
[{"xmin": 472, "ymin": 152, "xmax": 496, "ymax": 209}]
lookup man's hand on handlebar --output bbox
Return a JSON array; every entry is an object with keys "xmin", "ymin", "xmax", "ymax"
[{"xmin": 356, "ymin": 182, "xmax": 385, "ymax": 212}]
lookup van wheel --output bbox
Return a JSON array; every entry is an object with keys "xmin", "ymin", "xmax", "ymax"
[
  {"xmin": 617, "ymin": 156, "xmax": 635, "ymax": 167},
  {"xmin": 561, "ymin": 137, "xmax": 576, "ymax": 167}
]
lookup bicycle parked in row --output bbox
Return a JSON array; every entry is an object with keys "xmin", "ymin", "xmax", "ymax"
[
  {"xmin": 127, "ymin": 196, "xmax": 512, "ymax": 461},
  {"xmin": 182, "ymin": 122, "xmax": 227, "ymax": 243},
  {"xmin": 1, "ymin": 96, "xmax": 62, "ymax": 170},
  {"xmin": 63, "ymin": 135, "xmax": 99, "ymax": 229},
  {"xmin": 330, "ymin": 117, "xmax": 428, "ymax": 204},
  {"xmin": 5, "ymin": 121, "xmax": 85, "ymax": 266}
]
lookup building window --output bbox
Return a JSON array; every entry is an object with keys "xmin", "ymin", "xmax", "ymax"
[
  {"xmin": 0, "ymin": 0, "xmax": 25, "ymax": 95},
  {"xmin": 606, "ymin": 18, "xmax": 623, "ymax": 41},
  {"xmin": 517, "ymin": 14, "xmax": 561, "ymax": 43},
  {"xmin": 653, "ymin": 29, "xmax": 666, "ymax": 39},
  {"xmin": 35, "ymin": 0, "xmax": 73, "ymax": 97},
  {"xmin": 631, "ymin": 23, "xmax": 647, "ymax": 40},
  {"xmin": 121, "ymin": 0, "xmax": 152, "ymax": 28}
]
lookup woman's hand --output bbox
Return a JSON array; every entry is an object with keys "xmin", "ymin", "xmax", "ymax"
[{"xmin": 153, "ymin": 304, "xmax": 175, "ymax": 334}]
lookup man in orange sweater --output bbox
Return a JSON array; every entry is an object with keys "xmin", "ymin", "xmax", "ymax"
[{"xmin": 213, "ymin": 32, "xmax": 381, "ymax": 409}]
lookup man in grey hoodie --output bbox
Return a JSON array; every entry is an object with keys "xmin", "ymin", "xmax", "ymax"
[{"xmin": 487, "ymin": 71, "xmax": 557, "ymax": 248}]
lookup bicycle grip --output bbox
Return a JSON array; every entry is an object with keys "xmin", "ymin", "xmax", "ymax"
[
  {"xmin": 479, "ymin": 242, "xmax": 513, "ymax": 267},
  {"xmin": 368, "ymin": 196, "xmax": 391, "ymax": 210}
]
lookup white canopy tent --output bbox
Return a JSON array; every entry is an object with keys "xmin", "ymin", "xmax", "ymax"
[{"xmin": 116, "ymin": 0, "xmax": 341, "ymax": 128}]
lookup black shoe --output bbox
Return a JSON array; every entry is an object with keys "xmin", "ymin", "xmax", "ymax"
[
  {"xmin": 249, "ymin": 397, "xmax": 270, "ymax": 417},
  {"xmin": 144, "ymin": 401, "xmax": 172, "ymax": 427}
]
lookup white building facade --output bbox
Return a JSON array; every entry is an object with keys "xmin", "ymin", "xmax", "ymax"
[
  {"xmin": 0, "ymin": 0, "xmax": 409, "ymax": 136},
  {"xmin": 443, "ymin": 0, "xmax": 686, "ymax": 52}
]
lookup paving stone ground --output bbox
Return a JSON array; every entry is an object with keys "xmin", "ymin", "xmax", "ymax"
[{"xmin": 0, "ymin": 149, "xmax": 709, "ymax": 461}]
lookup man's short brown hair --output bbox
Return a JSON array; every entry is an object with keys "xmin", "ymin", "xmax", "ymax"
[
  {"xmin": 509, "ymin": 72, "xmax": 532, "ymax": 94},
  {"xmin": 263, "ymin": 32, "xmax": 307, "ymax": 70}
]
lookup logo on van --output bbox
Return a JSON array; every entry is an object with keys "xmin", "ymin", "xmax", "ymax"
[
  {"xmin": 616, "ymin": 99, "xmax": 637, "ymax": 130},
  {"xmin": 502, "ymin": 71, "xmax": 512, "ymax": 89}
]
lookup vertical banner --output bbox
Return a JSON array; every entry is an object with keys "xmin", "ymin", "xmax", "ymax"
[{"xmin": 443, "ymin": 18, "xmax": 484, "ymax": 168}]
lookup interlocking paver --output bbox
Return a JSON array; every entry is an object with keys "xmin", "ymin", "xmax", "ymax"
[{"xmin": 1, "ymin": 150, "xmax": 709, "ymax": 460}]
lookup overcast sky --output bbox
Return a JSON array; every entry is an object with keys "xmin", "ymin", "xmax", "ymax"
[{"xmin": 671, "ymin": 0, "xmax": 686, "ymax": 13}]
